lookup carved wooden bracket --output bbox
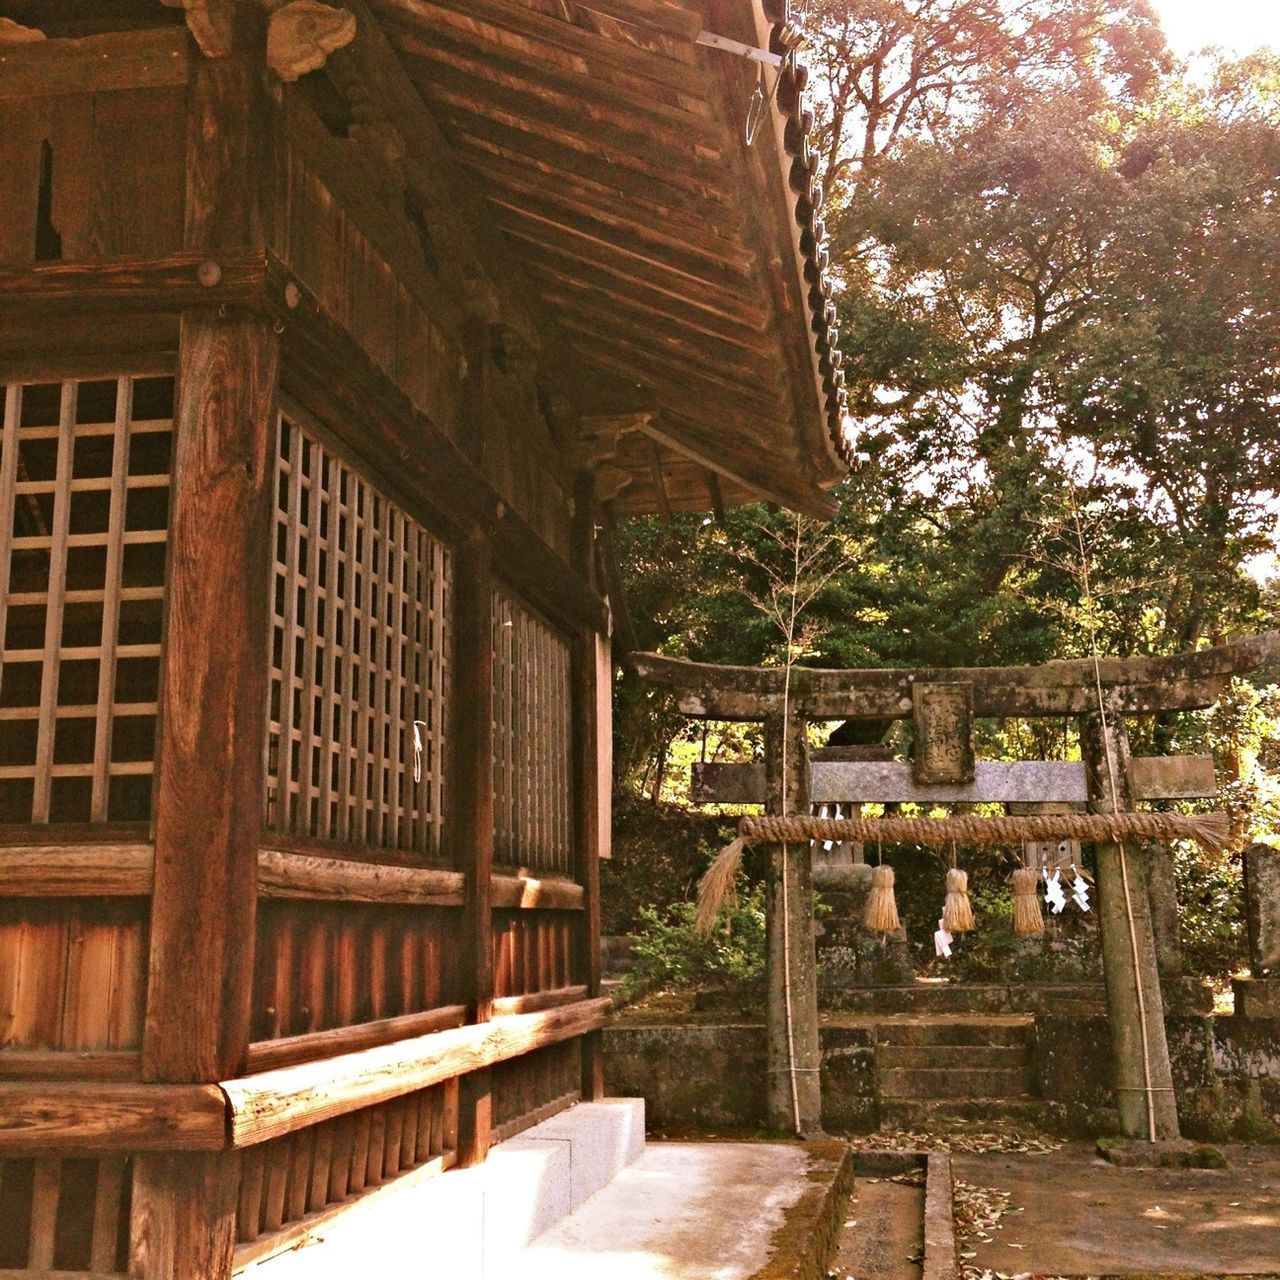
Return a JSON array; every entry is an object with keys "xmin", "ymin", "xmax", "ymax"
[
  {"xmin": 0, "ymin": 18, "xmax": 45, "ymax": 43},
  {"xmin": 266, "ymin": 1, "xmax": 357, "ymax": 82},
  {"xmin": 160, "ymin": 0, "xmax": 237, "ymax": 58},
  {"xmin": 161, "ymin": 0, "xmax": 356, "ymax": 79}
]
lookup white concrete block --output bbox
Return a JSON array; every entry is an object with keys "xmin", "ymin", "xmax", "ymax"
[
  {"xmin": 523, "ymin": 1098, "xmax": 646, "ymax": 1209},
  {"xmin": 240, "ymin": 1099, "xmax": 648, "ymax": 1279},
  {"xmin": 480, "ymin": 1135, "xmax": 573, "ymax": 1264}
]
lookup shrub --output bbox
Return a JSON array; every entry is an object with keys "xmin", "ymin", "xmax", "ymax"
[{"xmin": 623, "ymin": 879, "xmax": 766, "ymax": 1004}]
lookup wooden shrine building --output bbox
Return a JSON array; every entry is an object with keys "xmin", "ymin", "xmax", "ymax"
[{"xmin": 0, "ymin": 1, "xmax": 852, "ymax": 1273}]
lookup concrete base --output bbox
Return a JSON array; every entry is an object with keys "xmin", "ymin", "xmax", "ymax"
[
  {"xmin": 241, "ymin": 1098, "xmax": 645, "ymax": 1278},
  {"xmin": 518, "ymin": 1140, "xmax": 854, "ymax": 1280}
]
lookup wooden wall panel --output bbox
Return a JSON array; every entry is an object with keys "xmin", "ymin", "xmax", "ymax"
[
  {"xmin": 268, "ymin": 123, "xmax": 463, "ymax": 439},
  {"xmin": 490, "ymin": 910, "xmax": 576, "ymax": 1000},
  {"xmin": 233, "ymin": 1079, "xmax": 457, "ymax": 1270},
  {"xmin": 251, "ymin": 901, "xmax": 461, "ymax": 1041},
  {"xmin": 0, "ymin": 87, "xmax": 185, "ymax": 269},
  {"xmin": 491, "ymin": 1039, "xmax": 580, "ymax": 1143},
  {"xmin": 0, "ymin": 1153, "xmax": 131, "ymax": 1272},
  {"xmin": 0, "ymin": 899, "xmax": 147, "ymax": 1054}
]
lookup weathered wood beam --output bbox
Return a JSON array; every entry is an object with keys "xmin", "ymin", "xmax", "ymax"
[
  {"xmin": 0, "ymin": 252, "xmax": 272, "ymax": 317},
  {"xmin": 0, "ymin": 1050, "xmax": 140, "ymax": 1081},
  {"xmin": 527, "ymin": 261, "xmax": 764, "ymax": 353},
  {"xmin": 641, "ymin": 415, "xmax": 839, "ymax": 521},
  {"xmin": 395, "ymin": 42, "xmax": 726, "ymax": 170},
  {"xmin": 332, "ymin": 0, "xmax": 577, "ymax": 366},
  {"xmin": 0, "ymin": 26, "xmax": 191, "ymax": 98},
  {"xmin": 411, "ymin": 79, "xmax": 723, "ymax": 201},
  {"xmin": 631, "ymin": 634, "xmax": 1280, "ymax": 719},
  {"xmin": 221, "ymin": 999, "xmax": 611, "ymax": 1147},
  {"xmin": 132, "ymin": 42, "xmax": 274, "ymax": 1280},
  {"xmin": 480, "ymin": 177, "xmax": 754, "ymax": 279},
  {"xmin": 691, "ymin": 757, "xmax": 1218, "ymax": 806},
  {"xmin": 0, "ymin": 843, "xmax": 153, "ymax": 895},
  {"xmin": 515, "ymin": 235, "xmax": 768, "ymax": 330},
  {"xmin": 244, "ymin": 1005, "xmax": 469, "ymax": 1072},
  {"xmin": 448, "ymin": 533, "xmax": 496, "ymax": 1167},
  {"xmin": 490, "ymin": 874, "xmax": 585, "ymax": 910},
  {"xmin": 576, "ymin": 0, "xmax": 703, "ymax": 44},
  {"xmin": 444, "ymin": 109, "xmax": 737, "ymax": 222},
  {"xmin": 376, "ymin": 3, "xmax": 713, "ymax": 129},
  {"xmin": 0, "ymin": 1083, "xmax": 228, "ymax": 1153},
  {"xmin": 373, "ymin": 0, "xmax": 704, "ymax": 95},
  {"xmin": 257, "ymin": 849, "xmax": 465, "ymax": 904},
  {"xmin": 490, "ymin": 985, "xmax": 589, "ymax": 1019}
]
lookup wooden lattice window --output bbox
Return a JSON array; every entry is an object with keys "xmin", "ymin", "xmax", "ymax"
[
  {"xmin": 0, "ymin": 376, "xmax": 172, "ymax": 825},
  {"xmin": 491, "ymin": 589, "xmax": 573, "ymax": 875},
  {"xmin": 265, "ymin": 412, "xmax": 450, "ymax": 857}
]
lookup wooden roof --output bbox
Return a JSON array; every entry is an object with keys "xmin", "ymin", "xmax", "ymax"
[{"xmin": 369, "ymin": 0, "xmax": 852, "ymax": 518}]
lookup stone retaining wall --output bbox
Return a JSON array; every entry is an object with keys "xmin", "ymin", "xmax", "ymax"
[{"xmin": 604, "ymin": 1015, "xmax": 1280, "ymax": 1139}]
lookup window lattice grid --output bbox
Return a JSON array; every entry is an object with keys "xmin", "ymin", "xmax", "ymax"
[
  {"xmin": 0, "ymin": 376, "xmax": 172, "ymax": 825},
  {"xmin": 491, "ymin": 589, "xmax": 573, "ymax": 875},
  {"xmin": 265, "ymin": 414, "xmax": 450, "ymax": 857}
]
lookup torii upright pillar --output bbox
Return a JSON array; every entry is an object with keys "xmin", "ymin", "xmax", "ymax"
[
  {"xmin": 763, "ymin": 709, "xmax": 823, "ymax": 1135},
  {"xmin": 1081, "ymin": 703, "xmax": 1180, "ymax": 1140}
]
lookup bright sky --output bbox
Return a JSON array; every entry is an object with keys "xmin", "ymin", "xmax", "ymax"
[{"xmin": 1149, "ymin": 0, "xmax": 1280, "ymax": 55}]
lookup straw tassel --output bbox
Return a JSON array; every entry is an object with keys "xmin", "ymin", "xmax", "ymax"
[
  {"xmin": 1011, "ymin": 866, "xmax": 1044, "ymax": 936},
  {"xmin": 863, "ymin": 863, "xmax": 900, "ymax": 933},
  {"xmin": 695, "ymin": 837, "xmax": 746, "ymax": 935},
  {"xmin": 942, "ymin": 867, "xmax": 975, "ymax": 932}
]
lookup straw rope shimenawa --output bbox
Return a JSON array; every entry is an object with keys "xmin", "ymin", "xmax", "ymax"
[{"xmin": 694, "ymin": 810, "xmax": 1228, "ymax": 934}]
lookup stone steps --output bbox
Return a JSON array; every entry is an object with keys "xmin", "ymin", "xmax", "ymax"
[
  {"xmin": 879, "ymin": 1064, "xmax": 1033, "ymax": 1100},
  {"xmin": 826, "ymin": 981, "xmax": 1107, "ymax": 1017},
  {"xmin": 880, "ymin": 1097, "xmax": 1062, "ymax": 1129},
  {"xmin": 878, "ymin": 1043, "xmax": 1026, "ymax": 1070},
  {"xmin": 872, "ymin": 1018, "xmax": 1032, "ymax": 1048}
]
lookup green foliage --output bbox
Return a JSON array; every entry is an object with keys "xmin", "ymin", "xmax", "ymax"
[
  {"xmin": 600, "ymin": 794, "xmax": 742, "ymax": 935},
  {"xmin": 623, "ymin": 880, "xmax": 766, "ymax": 1005},
  {"xmin": 1174, "ymin": 842, "xmax": 1248, "ymax": 979}
]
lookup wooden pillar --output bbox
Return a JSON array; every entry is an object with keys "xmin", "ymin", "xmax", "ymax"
[
  {"xmin": 763, "ymin": 709, "xmax": 822, "ymax": 1136},
  {"xmin": 1080, "ymin": 705, "xmax": 1180, "ymax": 1141},
  {"xmin": 452, "ymin": 530, "xmax": 495, "ymax": 1165},
  {"xmin": 131, "ymin": 35, "xmax": 276, "ymax": 1280},
  {"xmin": 571, "ymin": 472, "xmax": 606, "ymax": 1099}
]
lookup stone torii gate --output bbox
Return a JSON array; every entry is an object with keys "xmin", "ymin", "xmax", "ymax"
[{"xmin": 632, "ymin": 633, "xmax": 1278, "ymax": 1141}]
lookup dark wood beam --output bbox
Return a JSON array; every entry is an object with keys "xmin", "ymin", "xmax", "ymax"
[
  {"xmin": 449, "ymin": 532, "xmax": 495, "ymax": 1167},
  {"xmin": 133, "ymin": 39, "xmax": 274, "ymax": 1280},
  {"xmin": 0, "ymin": 251, "xmax": 271, "ymax": 317}
]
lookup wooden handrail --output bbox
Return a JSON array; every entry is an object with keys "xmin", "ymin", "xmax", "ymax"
[
  {"xmin": 0, "ymin": 999, "xmax": 610, "ymax": 1153},
  {"xmin": 222, "ymin": 998, "xmax": 611, "ymax": 1147},
  {"xmin": 0, "ymin": 843, "xmax": 583, "ymax": 906}
]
